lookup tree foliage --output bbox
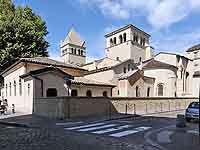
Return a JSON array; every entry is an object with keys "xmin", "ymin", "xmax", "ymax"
[{"xmin": 0, "ymin": 0, "xmax": 49, "ymax": 69}]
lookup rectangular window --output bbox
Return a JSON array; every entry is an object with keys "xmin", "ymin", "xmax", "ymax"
[
  {"xmin": 19, "ymin": 79, "xmax": 22, "ymax": 96},
  {"xmin": 9, "ymin": 82, "xmax": 11, "ymax": 96},
  {"xmin": 28, "ymin": 83, "xmax": 30, "ymax": 96}
]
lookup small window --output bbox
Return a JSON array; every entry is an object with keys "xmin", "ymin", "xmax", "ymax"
[
  {"xmin": 46, "ymin": 88, "xmax": 57, "ymax": 97},
  {"xmin": 86, "ymin": 90, "xmax": 92, "ymax": 97},
  {"xmin": 71, "ymin": 48, "xmax": 74, "ymax": 54},
  {"xmin": 114, "ymin": 37, "xmax": 116, "ymax": 45},
  {"xmin": 147, "ymin": 87, "xmax": 150, "ymax": 97},
  {"xmin": 128, "ymin": 64, "xmax": 131, "ymax": 71},
  {"xmin": 123, "ymin": 33, "xmax": 126, "ymax": 42},
  {"xmin": 19, "ymin": 79, "xmax": 22, "ymax": 96},
  {"xmin": 123, "ymin": 67, "xmax": 126, "ymax": 73},
  {"xmin": 136, "ymin": 86, "xmax": 140, "ymax": 97},
  {"xmin": 118, "ymin": 90, "xmax": 120, "ymax": 95},
  {"xmin": 81, "ymin": 50, "xmax": 84, "ymax": 56},
  {"xmin": 6, "ymin": 84, "xmax": 7, "ymax": 97},
  {"xmin": 78, "ymin": 49, "xmax": 81, "ymax": 55},
  {"xmin": 158, "ymin": 84, "xmax": 164, "ymax": 96},
  {"xmin": 9, "ymin": 82, "xmax": 11, "ymax": 96},
  {"xmin": 119, "ymin": 35, "xmax": 123, "ymax": 43},
  {"xmin": 110, "ymin": 38, "xmax": 113, "ymax": 46},
  {"xmin": 14, "ymin": 81, "xmax": 16, "ymax": 96},
  {"xmin": 103, "ymin": 91, "xmax": 108, "ymax": 97},
  {"xmin": 116, "ymin": 57, "xmax": 119, "ymax": 61},
  {"xmin": 71, "ymin": 89, "xmax": 78, "ymax": 97},
  {"xmin": 28, "ymin": 83, "xmax": 30, "ymax": 96},
  {"xmin": 139, "ymin": 57, "xmax": 142, "ymax": 62}
]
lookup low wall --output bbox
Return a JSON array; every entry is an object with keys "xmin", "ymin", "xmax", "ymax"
[{"xmin": 34, "ymin": 97, "xmax": 197, "ymax": 119}]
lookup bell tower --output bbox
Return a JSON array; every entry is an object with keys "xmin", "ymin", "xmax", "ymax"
[{"xmin": 60, "ymin": 27, "xmax": 86, "ymax": 66}]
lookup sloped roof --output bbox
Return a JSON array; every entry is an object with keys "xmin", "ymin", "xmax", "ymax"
[
  {"xmin": 142, "ymin": 58, "xmax": 178, "ymax": 70},
  {"xmin": 72, "ymin": 77, "xmax": 116, "ymax": 87},
  {"xmin": 105, "ymin": 24, "xmax": 150, "ymax": 38},
  {"xmin": 62, "ymin": 27, "xmax": 85, "ymax": 47},
  {"xmin": 187, "ymin": 44, "xmax": 200, "ymax": 52},
  {"xmin": 20, "ymin": 66, "xmax": 74, "ymax": 79},
  {"xmin": 84, "ymin": 59, "xmax": 137, "ymax": 75},
  {"xmin": 1, "ymin": 57, "xmax": 86, "ymax": 76},
  {"xmin": 155, "ymin": 52, "xmax": 191, "ymax": 60},
  {"xmin": 119, "ymin": 69, "xmax": 139, "ymax": 80},
  {"xmin": 82, "ymin": 57, "xmax": 120, "ymax": 67}
]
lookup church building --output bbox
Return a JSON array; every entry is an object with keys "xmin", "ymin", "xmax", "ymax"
[{"xmin": 0, "ymin": 23, "xmax": 199, "ymax": 114}]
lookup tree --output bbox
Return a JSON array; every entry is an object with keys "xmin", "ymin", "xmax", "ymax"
[{"xmin": 0, "ymin": 0, "xmax": 49, "ymax": 69}]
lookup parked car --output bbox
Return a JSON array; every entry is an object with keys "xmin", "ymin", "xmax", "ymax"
[{"xmin": 185, "ymin": 102, "xmax": 199, "ymax": 122}]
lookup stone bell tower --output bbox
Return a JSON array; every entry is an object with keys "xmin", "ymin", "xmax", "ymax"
[{"xmin": 60, "ymin": 27, "xmax": 86, "ymax": 66}]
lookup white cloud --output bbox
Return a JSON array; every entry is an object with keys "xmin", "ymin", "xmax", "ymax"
[
  {"xmin": 78, "ymin": 0, "xmax": 200, "ymax": 29},
  {"xmin": 152, "ymin": 29, "xmax": 200, "ymax": 54}
]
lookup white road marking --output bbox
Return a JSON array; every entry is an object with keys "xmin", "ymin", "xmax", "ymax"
[
  {"xmin": 56, "ymin": 121, "xmax": 83, "ymax": 126},
  {"xmin": 92, "ymin": 125, "xmax": 132, "ymax": 134},
  {"xmin": 109, "ymin": 126, "xmax": 152, "ymax": 137},
  {"xmin": 78, "ymin": 124, "xmax": 118, "ymax": 132},
  {"xmin": 65, "ymin": 122, "xmax": 106, "ymax": 130}
]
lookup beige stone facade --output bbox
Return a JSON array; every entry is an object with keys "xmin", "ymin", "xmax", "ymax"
[{"xmin": 0, "ymin": 23, "xmax": 200, "ymax": 115}]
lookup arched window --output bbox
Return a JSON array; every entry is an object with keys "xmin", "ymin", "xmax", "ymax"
[
  {"xmin": 123, "ymin": 33, "xmax": 126, "ymax": 42},
  {"xmin": 71, "ymin": 48, "xmax": 74, "ymax": 54},
  {"xmin": 136, "ymin": 86, "xmax": 140, "ymax": 97},
  {"xmin": 158, "ymin": 84, "xmax": 164, "ymax": 96},
  {"xmin": 14, "ymin": 81, "xmax": 16, "ymax": 96},
  {"xmin": 81, "ymin": 50, "xmax": 84, "ymax": 56},
  {"xmin": 123, "ymin": 67, "xmax": 126, "ymax": 73},
  {"xmin": 9, "ymin": 82, "xmax": 11, "ymax": 96},
  {"xmin": 139, "ymin": 57, "xmax": 142, "ymax": 63},
  {"xmin": 5, "ymin": 84, "xmax": 7, "ymax": 97},
  {"xmin": 119, "ymin": 35, "xmax": 123, "ymax": 43},
  {"xmin": 147, "ymin": 87, "xmax": 150, "ymax": 97},
  {"xmin": 74, "ymin": 48, "xmax": 76, "ymax": 55},
  {"xmin": 128, "ymin": 64, "xmax": 131, "ymax": 71},
  {"xmin": 86, "ymin": 90, "xmax": 92, "ymax": 97},
  {"xmin": 78, "ymin": 49, "xmax": 81, "ymax": 55},
  {"xmin": 19, "ymin": 79, "xmax": 22, "ymax": 96},
  {"xmin": 71, "ymin": 89, "xmax": 78, "ymax": 97},
  {"xmin": 103, "ymin": 91, "xmax": 108, "ymax": 97},
  {"xmin": 110, "ymin": 38, "xmax": 113, "ymax": 46},
  {"xmin": 114, "ymin": 37, "xmax": 117, "ymax": 45},
  {"xmin": 46, "ymin": 88, "xmax": 57, "ymax": 97}
]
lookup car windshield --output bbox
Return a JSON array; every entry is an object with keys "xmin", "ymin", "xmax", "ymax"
[{"xmin": 188, "ymin": 102, "xmax": 199, "ymax": 109}]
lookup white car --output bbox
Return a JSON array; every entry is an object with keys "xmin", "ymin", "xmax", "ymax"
[{"xmin": 185, "ymin": 102, "xmax": 199, "ymax": 122}]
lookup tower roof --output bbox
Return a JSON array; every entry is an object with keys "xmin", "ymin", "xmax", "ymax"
[
  {"xmin": 186, "ymin": 44, "xmax": 200, "ymax": 52},
  {"xmin": 62, "ymin": 27, "xmax": 85, "ymax": 47}
]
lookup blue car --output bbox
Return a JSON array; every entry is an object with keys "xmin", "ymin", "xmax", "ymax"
[{"xmin": 185, "ymin": 102, "xmax": 199, "ymax": 122}]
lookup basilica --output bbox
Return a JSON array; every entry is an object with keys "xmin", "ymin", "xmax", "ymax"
[{"xmin": 0, "ymin": 24, "xmax": 199, "ymax": 113}]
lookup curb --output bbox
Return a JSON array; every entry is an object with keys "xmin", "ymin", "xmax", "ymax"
[{"xmin": 0, "ymin": 121, "xmax": 30, "ymax": 128}]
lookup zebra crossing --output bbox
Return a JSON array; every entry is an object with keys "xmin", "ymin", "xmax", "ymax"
[{"xmin": 56, "ymin": 121, "xmax": 152, "ymax": 138}]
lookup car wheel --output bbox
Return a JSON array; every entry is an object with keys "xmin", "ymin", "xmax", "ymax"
[{"xmin": 186, "ymin": 118, "xmax": 191, "ymax": 122}]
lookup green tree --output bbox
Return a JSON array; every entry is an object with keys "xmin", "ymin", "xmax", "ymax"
[{"xmin": 0, "ymin": 0, "xmax": 49, "ymax": 69}]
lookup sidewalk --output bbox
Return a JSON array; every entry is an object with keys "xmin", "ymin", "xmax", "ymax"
[{"xmin": 145, "ymin": 123, "xmax": 200, "ymax": 150}]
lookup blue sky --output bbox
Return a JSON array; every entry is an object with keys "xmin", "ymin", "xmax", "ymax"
[{"xmin": 13, "ymin": 0, "xmax": 200, "ymax": 62}]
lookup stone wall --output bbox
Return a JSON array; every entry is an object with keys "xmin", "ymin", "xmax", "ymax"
[{"xmin": 34, "ymin": 97, "xmax": 197, "ymax": 119}]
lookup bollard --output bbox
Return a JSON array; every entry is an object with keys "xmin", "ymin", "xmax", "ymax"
[
  {"xmin": 145, "ymin": 103, "xmax": 148, "ymax": 114},
  {"xmin": 125, "ymin": 104, "xmax": 128, "ymax": 115},
  {"xmin": 176, "ymin": 114, "xmax": 186, "ymax": 128},
  {"xmin": 133, "ymin": 104, "xmax": 136, "ymax": 115}
]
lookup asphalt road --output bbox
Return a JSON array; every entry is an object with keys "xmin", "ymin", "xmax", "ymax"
[{"xmin": 0, "ymin": 110, "xmax": 199, "ymax": 150}]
